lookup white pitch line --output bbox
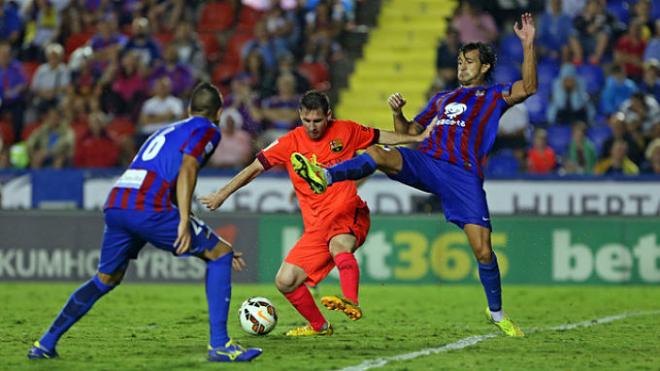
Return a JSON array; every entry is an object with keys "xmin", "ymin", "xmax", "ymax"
[{"xmin": 339, "ymin": 310, "xmax": 660, "ymax": 371}]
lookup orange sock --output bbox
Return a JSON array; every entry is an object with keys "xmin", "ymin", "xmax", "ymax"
[
  {"xmin": 284, "ymin": 285, "xmax": 326, "ymax": 331},
  {"xmin": 334, "ymin": 252, "xmax": 359, "ymax": 304}
]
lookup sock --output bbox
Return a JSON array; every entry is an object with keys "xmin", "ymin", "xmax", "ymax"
[
  {"xmin": 39, "ymin": 275, "xmax": 115, "ymax": 350},
  {"xmin": 284, "ymin": 285, "xmax": 326, "ymax": 331},
  {"xmin": 490, "ymin": 310, "xmax": 503, "ymax": 322},
  {"xmin": 334, "ymin": 252, "xmax": 360, "ymax": 304},
  {"xmin": 206, "ymin": 252, "xmax": 233, "ymax": 348},
  {"xmin": 478, "ymin": 252, "xmax": 502, "ymax": 318},
  {"xmin": 326, "ymin": 153, "xmax": 377, "ymax": 185}
]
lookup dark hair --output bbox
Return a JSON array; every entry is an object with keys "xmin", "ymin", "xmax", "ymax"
[
  {"xmin": 190, "ymin": 82, "xmax": 223, "ymax": 119},
  {"xmin": 458, "ymin": 42, "xmax": 497, "ymax": 81},
  {"xmin": 299, "ymin": 90, "xmax": 330, "ymax": 113}
]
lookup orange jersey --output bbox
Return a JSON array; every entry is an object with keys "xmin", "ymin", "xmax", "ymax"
[{"xmin": 257, "ymin": 119, "xmax": 379, "ymax": 229}]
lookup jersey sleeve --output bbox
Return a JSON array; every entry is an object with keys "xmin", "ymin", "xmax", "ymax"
[
  {"xmin": 256, "ymin": 132, "xmax": 296, "ymax": 170},
  {"xmin": 347, "ymin": 121, "xmax": 380, "ymax": 150},
  {"xmin": 414, "ymin": 91, "xmax": 447, "ymax": 127},
  {"xmin": 182, "ymin": 125, "xmax": 221, "ymax": 164},
  {"xmin": 495, "ymin": 82, "xmax": 515, "ymax": 107}
]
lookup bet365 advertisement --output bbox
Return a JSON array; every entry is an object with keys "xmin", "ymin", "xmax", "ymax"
[{"xmin": 258, "ymin": 215, "xmax": 660, "ymax": 284}]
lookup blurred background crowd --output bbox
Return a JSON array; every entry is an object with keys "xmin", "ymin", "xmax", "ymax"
[{"xmin": 0, "ymin": 0, "xmax": 658, "ymax": 177}]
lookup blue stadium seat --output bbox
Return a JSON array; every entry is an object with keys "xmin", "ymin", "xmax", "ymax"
[
  {"xmin": 537, "ymin": 59, "xmax": 560, "ymax": 98},
  {"xmin": 493, "ymin": 64, "xmax": 521, "ymax": 84},
  {"xmin": 498, "ymin": 34, "xmax": 524, "ymax": 62},
  {"xmin": 576, "ymin": 64, "xmax": 605, "ymax": 96},
  {"xmin": 486, "ymin": 150, "xmax": 520, "ymax": 176},
  {"xmin": 546, "ymin": 125, "xmax": 573, "ymax": 155},
  {"xmin": 525, "ymin": 93, "xmax": 547, "ymax": 125},
  {"xmin": 653, "ymin": 0, "xmax": 660, "ymax": 20},
  {"xmin": 587, "ymin": 124, "xmax": 613, "ymax": 156},
  {"xmin": 606, "ymin": 1, "xmax": 630, "ymax": 24}
]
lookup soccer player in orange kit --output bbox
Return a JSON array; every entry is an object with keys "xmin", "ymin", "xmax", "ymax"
[{"xmin": 201, "ymin": 91, "xmax": 433, "ymax": 336}]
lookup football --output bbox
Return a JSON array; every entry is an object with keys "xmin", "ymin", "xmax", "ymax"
[{"xmin": 238, "ymin": 297, "xmax": 278, "ymax": 335}]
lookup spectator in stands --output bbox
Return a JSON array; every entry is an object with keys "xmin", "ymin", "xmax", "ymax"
[
  {"xmin": 527, "ymin": 129, "xmax": 557, "ymax": 174},
  {"xmin": 451, "ymin": 0, "xmax": 498, "ymax": 44},
  {"xmin": 601, "ymin": 112, "xmax": 644, "ymax": 163},
  {"xmin": 150, "ymin": 44, "xmax": 194, "ymax": 98},
  {"xmin": 618, "ymin": 91, "xmax": 660, "ymax": 138},
  {"xmin": 435, "ymin": 27, "xmax": 460, "ymax": 90},
  {"xmin": 242, "ymin": 48, "xmax": 270, "ymax": 97},
  {"xmin": 303, "ymin": 0, "xmax": 343, "ymax": 62},
  {"xmin": 99, "ymin": 50, "xmax": 148, "ymax": 117},
  {"xmin": 594, "ymin": 139, "xmax": 639, "ymax": 175},
  {"xmin": 208, "ymin": 108, "xmax": 254, "ymax": 169},
  {"xmin": 124, "ymin": 17, "xmax": 161, "ymax": 67},
  {"xmin": 600, "ymin": 64, "xmax": 637, "ymax": 116},
  {"xmin": 242, "ymin": 20, "xmax": 289, "ymax": 70},
  {"xmin": 89, "ymin": 14, "xmax": 127, "ymax": 63},
  {"xmin": 30, "ymin": 43, "xmax": 70, "ymax": 116},
  {"xmin": 263, "ymin": 53, "xmax": 310, "ymax": 97},
  {"xmin": 630, "ymin": 0, "xmax": 654, "ymax": 39},
  {"xmin": 640, "ymin": 59, "xmax": 660, "ymax": 102},
  {"xmin": 564, "ymin": 121, "xmax": 597, "ymax": 174},
  {"xmin": 571, "ymin": 0, "xmax": 612, "ymax": 65},
  {"xmin": 21, "ymin": 0, "xmax": 60, "ymax": 59},
  {"xmin": 0, "ymin": 40, "xmax": 28, "ymax": 140},
  {"xmin": 73, "ymin": 111, "xmax": 120, "ymax": 168},
  {"xmin": 26, "ymin": 106, "xmax": 74, "ymax": 168},
  {"xmin": 170, "ymin": 21, "xmax": 207, "ymax": 80},
  {"xmin": 547, "ymin": 64, "xmax": 594, "ymax": 125},
  {"xmin": 263, "ymin": 3, "xmax": 297, "ymax": 49},
  {"xmin": 493, "ymin": 103, "xmax": 528, "ymax": 162},
  {"xmin": 641, "ymin": 138, "xmax": 660, "ymax": 174},
  {"xmin": 643, "ymin": 20, "xmax": 660, "ymax": 62},
  {"xmin": 260, "ymin": 73, "xmax": 300, "ymax": 144},
  {"xmin": 537, "ymin": 0, "xmax": 579, "ymax": 61},
  {"xmin": 138, "ymin": 76, "xmax": 183, "ymax": 138},
  {"xmin": 0, "ymin": 0, "xmax": 22, "ymax": 45},
  {"xmin": 614, "ymin": 18, "xmax": 647, "ymax": 81},
  {"xmin": 224, "ymin": 73, "xmax": 264, "ymax": 136}
]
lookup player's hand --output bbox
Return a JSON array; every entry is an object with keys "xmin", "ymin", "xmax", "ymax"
[
  {"xmin": 513, "ymin": 13, "xmax": 535, "ymax": 47},
  {"xmin": 200, "ymin": 191, "xmax": 226, "ymax": 211},
  {"xmin": 388, "ymin": 92, "xmax": 407, "ymax": 114},
  {"xmin": 232, "ymin": 251, "xmax": 247, "ymax": 272},
  {"xmin": 174, "ymin": 220, "xmax": 192, "ymax": 255}
]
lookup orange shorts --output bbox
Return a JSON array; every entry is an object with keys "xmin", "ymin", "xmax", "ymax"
[{"xmin": 285, "ymin": 205, "xmax": 370, "ymax": 286}]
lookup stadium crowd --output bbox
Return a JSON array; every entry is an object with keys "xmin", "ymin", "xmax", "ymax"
[{"xmin": 0, "ymin": 0, "xmax": 658, "ymax": 177}]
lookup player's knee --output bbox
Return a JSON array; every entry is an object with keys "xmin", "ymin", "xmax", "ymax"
[
  {"xmin": 275, "ymin": 275, "xmax": 295, "ymax": 293},
  {"xmin": 203, "ymin": 241, "xmax": 233, "ymax": 261},
  {"xmin": 474, "ymin": 247, "xmax": 493, "ymax": 264},
  {"xmin": 97, "ymin": 271, "xmax": 124, "ymax": 286}
]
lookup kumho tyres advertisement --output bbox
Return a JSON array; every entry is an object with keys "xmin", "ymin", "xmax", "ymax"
[{"xmin": 258, "ymin": 215, "xmax": 660, "ymax": 285}]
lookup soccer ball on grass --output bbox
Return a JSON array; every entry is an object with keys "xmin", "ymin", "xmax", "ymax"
[{"xmin": 238, "ymin": 297, "xmax": 278, "ymax": 335}]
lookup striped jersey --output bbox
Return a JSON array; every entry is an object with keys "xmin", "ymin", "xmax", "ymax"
[
  {"xmin": 415, "ymin": 83, "xmax": 513, "ymax": 177},
  {"xmin": 105, "ymin": 116, "xmax": 221, "ymax": 211}
]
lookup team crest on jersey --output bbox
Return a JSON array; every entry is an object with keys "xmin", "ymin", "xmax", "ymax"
[
  {"xmin": 330, "ymin": 139, "xmax": 344, "ymax": 152},
  {"xmin": 476, "ymin": 90, "xmax": 485, "ymax": 96}
]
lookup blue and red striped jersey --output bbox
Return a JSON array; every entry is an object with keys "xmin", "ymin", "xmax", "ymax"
[
  {"xmin": 105, "ymin": 116, "xmax": 221, "ymax": 211},
  {"xmin": 414, "ymin": 83, "xmax": 513, "ymax": 177}
]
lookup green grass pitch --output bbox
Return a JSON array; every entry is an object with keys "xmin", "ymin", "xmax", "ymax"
[{"xmin": 1, "ymin": 283, "xmax": 659, "ymax": 370}]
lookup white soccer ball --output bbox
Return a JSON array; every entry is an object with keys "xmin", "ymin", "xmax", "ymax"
[{"xmin": 238, "ymin": 297, "xmax": 278, "ymax": 335}]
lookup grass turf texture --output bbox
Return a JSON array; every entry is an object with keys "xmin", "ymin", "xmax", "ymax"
[{"xmin": 2, "ymin": 284, "xmax": 659, "ymax": 370}]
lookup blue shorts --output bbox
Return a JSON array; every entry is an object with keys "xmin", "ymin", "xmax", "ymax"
[
  {"xmin": 388, "ymin": 147, "xmax": 491, "ymax": 229},
  {"xmin": 98, "ymin": 209, "xmax": 221, "ymax": 275}
]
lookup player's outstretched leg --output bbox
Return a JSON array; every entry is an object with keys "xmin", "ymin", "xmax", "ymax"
[
  {"xmin": 28, "ymin": 274, "xmax": 118, "ymax": 359},
  {"xmin": 291, "ymin": 151, "xmax": 379, "ymax": 194},
  {"xmin": 205, "ymin": 251, "xmax": 262, "ymax": 362},
  {"xmin": 291, "ymin": 153, "xmax": 328, "ymax": 194}
]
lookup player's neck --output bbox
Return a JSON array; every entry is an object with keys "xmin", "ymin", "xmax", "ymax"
[{"xmin": 461, "ymin": 81, "xmax": 485, "ymax": 89}]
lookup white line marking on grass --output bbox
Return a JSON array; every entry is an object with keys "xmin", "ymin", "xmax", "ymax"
[{"xmin": 339, "ymin": 310, "xmax": 660, "ymax": 371}]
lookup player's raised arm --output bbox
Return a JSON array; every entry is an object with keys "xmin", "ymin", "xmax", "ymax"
[
  {"xmin": 389, "ymin": 92, "xmax": 432, "ymax": 135},
  {"xmin": 377, "ymin": 116, "xmax": 436, "ymax": 145},
  {"xmin": 504, "ymin": 13, "xmax": 537, "ymax": 105},
  {"xmin": 200, "ymin": 159, "xmax": 266, "ymax": 211}
]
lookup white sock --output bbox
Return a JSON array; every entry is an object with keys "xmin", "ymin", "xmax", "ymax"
[
  {"xmin": 324, "ymin": 169, "xmax": 333, "ymax": 185},
  {"xmin": 490, "ymin": 309, "xmax": 503, "ymax": 322}
]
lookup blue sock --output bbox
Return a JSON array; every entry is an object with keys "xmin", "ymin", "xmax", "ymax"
[
  {"xmin": 39, "ymin": 275, "xmax": 115, "ymax": 350},
  {"xmin": 478, "ymin": 252, "xmax": 502, "ymax": 312},
  {"xmin": 206, "ymin": 252, "xmax": 233, "ymax": 348},
  {"xmin": 327, "ymin": 153, "xmax": 377, "ymax": 185}
]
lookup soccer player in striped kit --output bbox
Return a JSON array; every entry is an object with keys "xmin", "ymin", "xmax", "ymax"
[
  {"xmin": 292, "ymin": 13, "xmax": 537, "ymax": 336},
  {"xmin": 28, "ymin": 83, "xmax": 262, "ymax": 362}
]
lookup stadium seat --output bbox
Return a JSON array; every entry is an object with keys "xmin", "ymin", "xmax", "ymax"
[
  {"xmin": 653, "ymin": 0, "xmax": 660, "ymax": 20},
  {"xmin": 587, "ymin": 124, "xmax": 613, "ymax": 156},
  {"xmin": 198, "ymin": 33, "xmax": 221, "ymax": 62},
  {"xmin": 576, "ymin": 64, "xmax": 605, "ymax": 96},
  {"xmin": 212, "ymin": 63, "xmax": 239, "ymax": 85},
  {"xmin": 493, "ymin": 64, "xmax": 521, "ymax": 85},
  {"xmin": 198, "ymin": 1, "xmax": 235, "ymax": 33},
  {"xmin": 65, "ymin": 31, "xmax": 93, "ymax": 57},
  {"xmin": 606, "ymin": 1, "xmax": 630, "ymax": 24},
  {"xmin": 298, "ymin": 62, "xmax": 331, "ymax": 91},
  {"xmin": 21, "ymin": 122, "xmax": 41, "ymax": 141},
  {"xmin": 498, "ymin": 34, "xmax": 524, "ymax": 63},
  {"xmin": 236, "ymin": 6, "xmax": 264, "ymax": 32},
  {"xmin": 21, "ymin": 62, "xmax": 40, "ymax": 83},
  {"xmin": 486, "ymin": 150, "xmax": 520, "ymax": 176},
  {"xmin": 537, "ymin": 59, "xmax": 560, "ymax": 95},
  {"xmin": 106, "ymin": 117, "xmax": 135, "ymax": 141},
  {"xmin": 546, "ymin": 125, "xmax": 572, "ymax": 155},
  {"xmin": 524, "ymin": 93, "xmax": 547, "ymax": 125},
  {"xmin": 0, "ymin": 120, "xmax": 15, "ymax": 145},
  {"xmin": 154, "ymin": 31, "xmax": 174, "ymax": 48},
  {"xmin": 226, "ymin": 31, "xmax": 254, "ymax": 65}
]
